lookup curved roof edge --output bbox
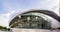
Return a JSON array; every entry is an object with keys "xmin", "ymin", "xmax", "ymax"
[{"xmin": 9, "ymin": 9, "xmax": 60, "ymax": 26}]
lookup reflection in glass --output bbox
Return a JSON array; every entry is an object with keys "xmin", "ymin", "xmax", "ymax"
[{"xmin": 10, "ymin": 12, "xmax": 51, "ymax": 29}]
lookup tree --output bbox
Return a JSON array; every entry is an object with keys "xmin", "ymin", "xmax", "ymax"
[{"xmin": 0, "ymin": 26, "xmax": 7, "ymax": 31}]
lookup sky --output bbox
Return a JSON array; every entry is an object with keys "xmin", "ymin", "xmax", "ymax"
[{"xmin": 0, "ymin": 0, "xmax": 59, "ymax": 28}]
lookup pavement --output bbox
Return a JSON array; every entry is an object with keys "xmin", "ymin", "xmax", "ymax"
[{"xmin": 9, "ymin": 28, "xmax": 60, "ymax": 32}]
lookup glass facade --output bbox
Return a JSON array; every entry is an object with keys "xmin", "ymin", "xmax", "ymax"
[{"xmin": 10, "ymin": 12, "xmax": 51, "ymax": 29}]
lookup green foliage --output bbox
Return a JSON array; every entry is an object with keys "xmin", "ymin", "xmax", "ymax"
[{"xmin": 0, "ymin": 26, "xmax": 7, "ymax": 31}]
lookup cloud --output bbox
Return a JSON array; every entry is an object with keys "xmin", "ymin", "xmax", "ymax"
[
  {"xmin": 0, "ymin": 0, "xmax": 59, "ymax": 28},
  {"xmin": 0, "ymin": 10, "xmax": 16, "ymax": 28},
  {"xmin": 0, "ymin": 14, "xmax": 9, "ymax": 27}
]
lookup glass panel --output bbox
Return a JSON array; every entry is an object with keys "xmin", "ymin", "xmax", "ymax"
[{"xmin": 10, "ymin": 12, "xmax": 51, "ymax": 29}]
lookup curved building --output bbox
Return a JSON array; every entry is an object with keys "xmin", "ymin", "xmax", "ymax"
[{"xmin": 9, "ymin": 10, "xmax": 60, "ymax": 29}]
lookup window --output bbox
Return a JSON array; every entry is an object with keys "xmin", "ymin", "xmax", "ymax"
[{"xmin": 10, "ymin": 12, "xmax": 51, "ymax": 29}]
